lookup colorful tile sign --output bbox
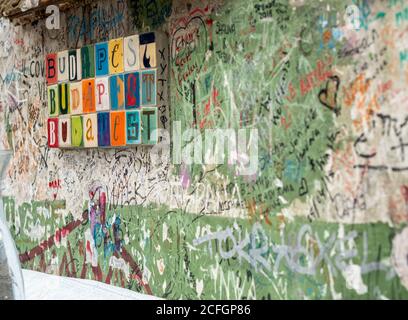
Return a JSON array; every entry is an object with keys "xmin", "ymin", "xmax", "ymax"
[{"xmin": 47, "ymin": 32, "xmax": 164, "ymax": 149}]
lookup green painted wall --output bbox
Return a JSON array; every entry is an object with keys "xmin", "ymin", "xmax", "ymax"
[{"xmin": 3, "ymin": 197, "xmax": 408, "ymax": 299}]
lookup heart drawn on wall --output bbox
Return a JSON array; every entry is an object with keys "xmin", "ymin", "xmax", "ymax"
[
  {"xmin": 318, "ymin": 75, "xmax": 341, "ymax": 116},
  {"xmin": 171, "ymin": 14, "xmax": 210, "ymax": 100}
]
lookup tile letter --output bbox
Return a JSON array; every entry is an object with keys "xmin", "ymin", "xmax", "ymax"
[
  {"xmin": 58, "ymin": 83, "xmax": 70, "ymax": 115},
  {"xmin": 97, "ymin": 112, "xmax": 111, "ymax": 147},
  {"xmin": 70, "ymin": 82, "xmax": 83, "ymax": 115},
  {"xmin": 109, "ymin": 74, "xmax": 125, "ymax": 110},
  {"xmin": 46, "ymin": 53, "xmax": 58, "ymax": 85},
  {"xmin": 48, "ymin": 85, "xmax": 59, "ymax": 117},
  {"xmin": 82, "ymin": 79, "xmax": 96, "ymax": 113},
  {"xmin": 58, "ymin": 116, "xmax": 71, "ymax": 148},
  {"xmin": 95, "ymin": 42, "xmax": 109, "ymax": 76},
  {"xmin": 141, "ymin": 70, "xmax": 156, "ymax": 106},
  {"xmin": 108, "ymin": 38, "xmax": 124, "ymax": 74},
  {"xmin": 142, "ymin": 107, "xmax": 158, "ymax": 145},
  {"xmin": 126, "ymin": 110, "xmax": 141, "ymax": 145},
  {"xmin": 125, "ymin": 72, "xmax": 140, "ymax": 109},
  {"xmin": 110, "ymin": 111, "xmax": 126, "ymax": 147},
  {"xmin": 124, "ymin": 35, "xmax": 140, "ymax": 72},
  {"xmin": 71, "ymin": 115, "xmax": 83, "ymax": 147},
  {"xmin": 95, "ymin": 77, "xmax": 110, "ymax": 111},
  {"xmin": 83, "ymin": 113, "xmax": 98, "ymax": 148},
  {"xmin": 47, "ymin": 118, "xmax": 59, "ymax": 148}
]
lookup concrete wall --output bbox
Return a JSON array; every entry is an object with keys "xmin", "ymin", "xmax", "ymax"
[{"xmin": 1, "ymin": 0, "xmax": 408, "ymax": 299}]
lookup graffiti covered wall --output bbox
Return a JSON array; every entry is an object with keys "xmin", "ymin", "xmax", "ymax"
[{"xmin": 1, "ymin": 0, "xmax": 408, "ymax": 299}]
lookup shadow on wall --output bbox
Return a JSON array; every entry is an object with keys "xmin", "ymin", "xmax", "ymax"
[{"xmin": 0, "ymin": 150, "xmax": 24, "ymax": 300}]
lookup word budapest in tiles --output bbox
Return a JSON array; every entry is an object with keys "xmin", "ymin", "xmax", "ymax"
[{"xmin": 46, "ymin": 32, "xmax": 168, "ymax": 149}]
